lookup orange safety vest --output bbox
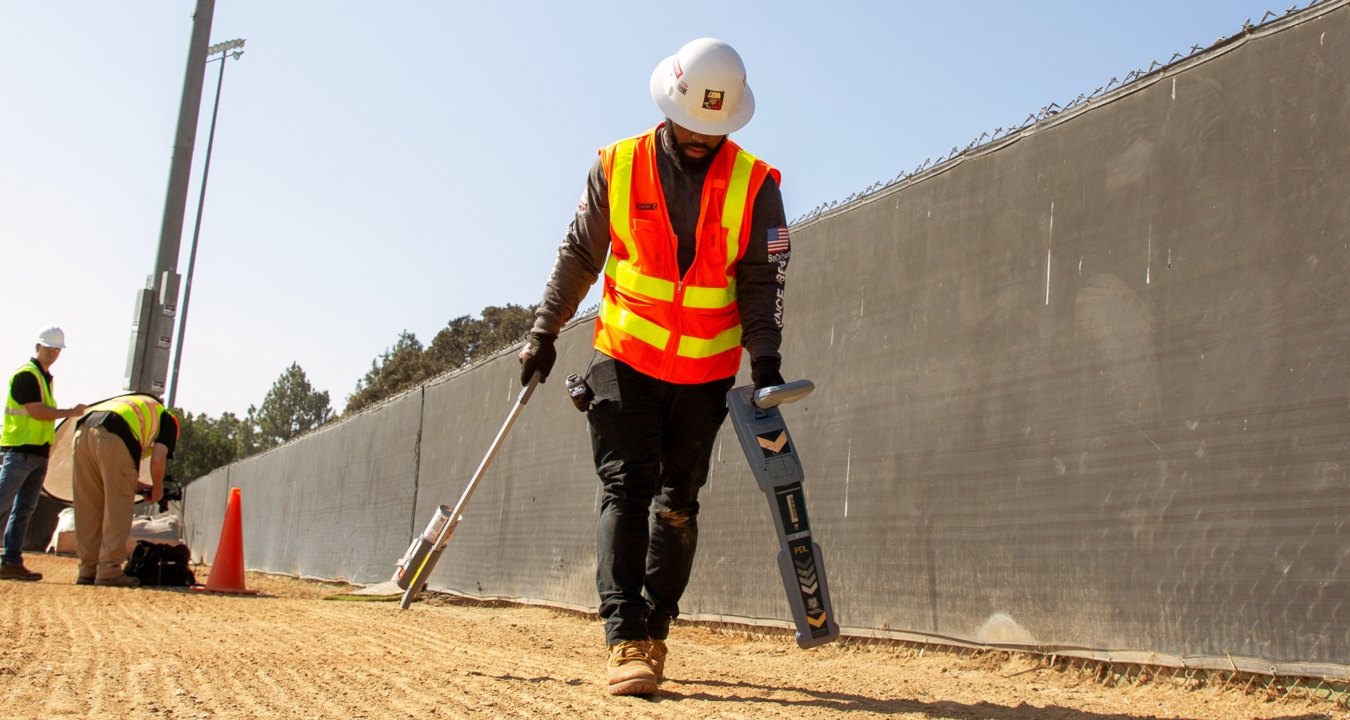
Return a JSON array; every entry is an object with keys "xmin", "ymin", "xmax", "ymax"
[{"xmin": 593, "ymin": 126, "xmax": 779, "ymax": 384}]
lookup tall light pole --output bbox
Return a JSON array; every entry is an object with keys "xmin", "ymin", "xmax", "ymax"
[
  {"xmin": 125, "ymin": 0, "xmax": 216, "ymax": 399},
  {"xmin": 166, "ymin": 38, "xmax": 245, "ymax": 411}
]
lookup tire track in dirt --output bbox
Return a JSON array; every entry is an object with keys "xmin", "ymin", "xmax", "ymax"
[{"xmin": 309, "ymin": 602, "xmax": 604, "ymax": 718}]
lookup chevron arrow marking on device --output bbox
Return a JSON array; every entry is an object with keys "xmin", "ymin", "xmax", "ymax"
[{"xmin": 757, "ymin": 431, "xmax": 789, "ymax": 454}]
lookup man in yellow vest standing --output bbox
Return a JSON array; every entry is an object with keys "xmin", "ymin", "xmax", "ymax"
[
  {"xmin": 71, "ymin": 394, "xmax": 179, "ymax": 587},
  {"xmin": 519, "ymin": 38, "xmax": 791, "ymax": 695},
  {"xmin": 0, "ymin": 326, "xmax": 88, "ymax": 581}
]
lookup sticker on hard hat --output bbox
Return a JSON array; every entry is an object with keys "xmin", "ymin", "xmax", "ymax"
[
  {"xmin": 677, "ymin": 80, "xmax": 688, "ymax": 95},
  {"xmin": 703, "ymin": 89, "xmax": 724, "ymax": 111}
]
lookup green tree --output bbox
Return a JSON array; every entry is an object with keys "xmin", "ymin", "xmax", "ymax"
[
  {"xmin": 251, "ymin": 362, "xmax": 334, "ymax": 451},
  {"xmin": 216, "ymin": 410, "xmax": 258, "ymax": 458},
  {"xmin": 467, "ymin": 304, "xmax": 535, "ymax": 363},
  {"xmin": 345, "ymin": 330, "xmax": 430, "ymax": 415},
  {"xmin": 424, "ymin": 315, "xmax": 475, "ymax": 372},
  {"xmin": 344, "ymin": 305, "xmax": 536, "ymax": 416},
  {"xmin": 169, "ymin": 410, "xmax": 254, "ymax": 483},
  {"xmin": 423, "ymin": 304, "xmax": 535, "ymax": 376},
  {"xmin": 171, "ymin": 410, "xmax": 237, "ymax": 482}
]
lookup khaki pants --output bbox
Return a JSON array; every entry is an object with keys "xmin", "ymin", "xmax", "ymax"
[{"xmin": 72, "ymin": 426, "xmax": 139, "ymax": 581}]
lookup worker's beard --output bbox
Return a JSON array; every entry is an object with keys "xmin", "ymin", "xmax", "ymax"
[{"xmin": 662, "ymin": 123, "xmax": 721, "ymax": 172}]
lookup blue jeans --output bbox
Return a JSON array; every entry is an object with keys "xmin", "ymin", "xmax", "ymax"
[
  {"xmin": 0, "ymin": 450, "xmax": 48, "ymax": 565},
  {"xmin": 585, "ymin": 357, "xmax": 734, "ymax": 646}
]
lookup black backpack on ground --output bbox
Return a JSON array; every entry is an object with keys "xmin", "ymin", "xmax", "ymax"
[{"xmin": 125, "ymin": 541, "xmax": 197, "ymax": 587}]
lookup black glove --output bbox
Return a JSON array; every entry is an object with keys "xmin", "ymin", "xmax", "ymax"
[
  {"xmin": 751, "ymin": 356, "xmax": 785, "ymax": 390},
  {"xmin": 518, "ymin": 332, "xmax": 557, "ymax": 386}
]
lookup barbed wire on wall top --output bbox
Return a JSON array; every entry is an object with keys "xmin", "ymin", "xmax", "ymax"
[{"xmin": 787, "ymin": 0, "xmax": 1334, "ymax": 226}]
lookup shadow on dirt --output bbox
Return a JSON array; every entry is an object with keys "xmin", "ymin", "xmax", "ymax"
[{"xmin": 655, "ymin": 677, "xmax": 1333, "ymax": 720}]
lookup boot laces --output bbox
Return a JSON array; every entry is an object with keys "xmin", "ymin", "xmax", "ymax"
[{"xmin": 611, "ymin": 640, "xmax": 650, "ymax": 665}]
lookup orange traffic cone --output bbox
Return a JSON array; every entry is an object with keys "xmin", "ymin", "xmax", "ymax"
[{"xmin": 197, "ymin": 487, "xmax": 258, "ymax": 595}]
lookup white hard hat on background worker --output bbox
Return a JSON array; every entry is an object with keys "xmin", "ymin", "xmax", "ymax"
[
  {"xmin": 36, "ymin": 325, "xmax": 66, "ymax": 349},
  {"xmin": 649, "ymin": 38, "xmax": 755, "ymax": 135}
]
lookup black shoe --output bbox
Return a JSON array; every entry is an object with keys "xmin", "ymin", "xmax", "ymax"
[
  {"xmin": 76, "ymin": 576, "xmax": 95, "ymax": 586},
  {"xmin": 0, "ymin": 564, "xmax": 42, "ymax": 581}
]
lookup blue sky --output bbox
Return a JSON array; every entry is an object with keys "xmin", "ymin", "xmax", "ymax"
[{"xmin": 1, "ymin": 1, "xmax": 1289, "ymax": 417}]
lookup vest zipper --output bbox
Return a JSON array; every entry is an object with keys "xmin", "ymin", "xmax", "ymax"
[{"xmin": 660, "ymin": 279, "xmax": 687, "ymax": 379}]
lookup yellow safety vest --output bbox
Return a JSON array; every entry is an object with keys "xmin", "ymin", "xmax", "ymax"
[
  {"xmin": 88, "ymin": 396, "xmax": 173, "ymax": 459},
  {"xmin": 1, "ymin": 361, "xmax": 56, "ymax": 447}
]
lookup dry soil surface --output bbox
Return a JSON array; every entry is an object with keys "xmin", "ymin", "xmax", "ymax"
[{"xmin": 1, "ymin": 554, "xmax": 1343, "ymax": 720}]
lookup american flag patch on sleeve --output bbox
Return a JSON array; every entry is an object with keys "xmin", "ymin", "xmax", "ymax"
[{"xmin": 766, "ymin": 227, "xmax": 791, "ymax": 258}]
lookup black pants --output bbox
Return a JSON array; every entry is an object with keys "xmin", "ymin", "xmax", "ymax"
[{"xmin": 585, "ymin": 356, "xmax": 734, "ymax": 646}]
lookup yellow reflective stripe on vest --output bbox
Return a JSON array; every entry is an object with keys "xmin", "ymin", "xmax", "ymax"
[
  {"xmin": 609, "ymin": 138, "xmax": 638, "ymax": 252},
  {"xmin": 606, "ymin": 139, "xmax": 682, "ymax": 301},
  {"xmin": 604, "ymin": 255, "xmax": 675, "ymax": 302},
  {"xmin": 89, "ymin": 396, "xmax": 162, "ymax": 455},
  {"xmin": 679, "ymin": 149, "xmax": 756, "ymax": 311},
  {"xmin": 721, "ymin": 150, "xmax": 755, "ymax": 267},
  {"xmin": 676, "ymin": 325, "xmax": 743, "ymax": 359},
  {"xmin": 600, "ymin": 301, "xmax": 670, "ymax": 350},
  {"xmin": 682, "ymin": 278, "xmax": 736, "ymax": 309},
  {"xmin": 129, "ymin": 401, "xmax": 158, "ymax": 449}
]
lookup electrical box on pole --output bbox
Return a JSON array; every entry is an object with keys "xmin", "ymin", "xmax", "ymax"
[
  {"xmin": 123, "ymin": 285, "xmax": 155, "ymax": 391},
  {"xmin": 123, "ymin": 271, "xmax": 180, "ymax": 396},
  {"xmin": 145, "ymin": 271, "xmax": 181, "ymax": 397}
]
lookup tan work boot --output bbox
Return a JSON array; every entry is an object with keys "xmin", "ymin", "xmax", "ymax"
[
  {"xmin": 94, "ymin": 573, "xmax": 140, "ymax": 588},
  {"xmin": 648, "ymin": 639, "xmax": 667, "ymax": 683},
  {"xmin": 606, "ymin": 640, "xmax": 658, "ymax": 696}
]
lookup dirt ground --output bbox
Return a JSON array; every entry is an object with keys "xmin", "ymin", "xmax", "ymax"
[{"xmin": 1, "ymin": 554, "xmax": 1344, "ymax": 720}]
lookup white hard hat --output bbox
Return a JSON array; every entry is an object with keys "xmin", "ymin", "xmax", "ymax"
[
  {"xmin": 36, "ymin": 325, "xmax": 66, "ymax": 349},
  {"xmin": 649, "ymin": 38, "xmax": 755, "ymax": 136}
]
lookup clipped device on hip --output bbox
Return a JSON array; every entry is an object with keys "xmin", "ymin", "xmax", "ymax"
[{"xmin": 565, "ymin": 373, "xmax": 593, "ymax": 412}]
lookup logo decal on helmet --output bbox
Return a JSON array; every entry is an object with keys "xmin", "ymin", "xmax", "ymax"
[
  {"xmin": 673, "ymin": 57, "xmax": 684, "ymax": 79},
  {"xmin": 677, "ymin": 80, "xmax": 688, "ymax": 95},
  {"xmin": 703, "ymin": 89, "xmax": 724, "ymax": 111}
]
